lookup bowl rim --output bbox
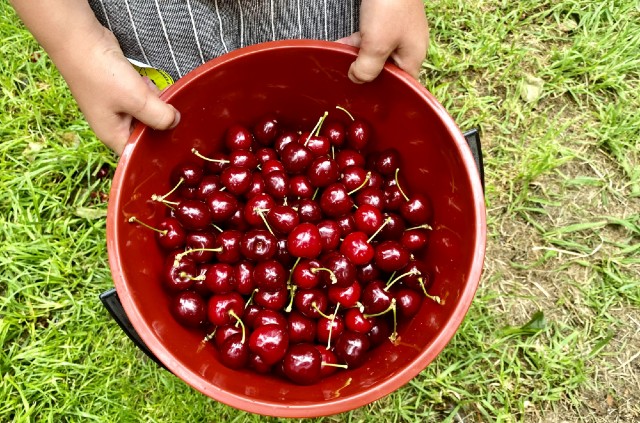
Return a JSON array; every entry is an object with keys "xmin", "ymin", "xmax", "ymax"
[{"xmin": 107, "ymin": 39, "xmax": 486, "ymax": 418}]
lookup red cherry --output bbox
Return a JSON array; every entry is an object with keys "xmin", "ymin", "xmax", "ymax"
[
  {"xmin": 316, "ymin": 314, "xmax": 344, "ymax": 346},
  {"xmin": 291, "ymin": 259, "xmax": 323, "ymax": 289},
  {"xmin": 355, "ymin": 187, "xmax": 385, "ymax": 209},
  {"xmin": 254, "ymin": 289, "xmax": 288, "ymax": 311},
  {"xmin": 220, "ymin": 166, "xmax": 252, "ymax": 196},
  {"xmin": 248, "ymin": 324, "xmax": 289, "ymax": 366},
  {"xmin": 287, "ymin": 222, "xmax": 322, "ymax": 258},
  {"xmin": 154, "ymin": 217, "xmax": 186, "ymax": 250},
  {"xmin": 320, "ymin": 120, "xmax": 346, "ymax": 147},
  {"xmin": 253, "ymin": 308, "xmax": 288, "ymax": 328},
  {"xmin": 225, "ymin": 124, "xmax": 253, "ymax": 150},
  {"xmin": 244, "ymin": 193, "xmax": 276, "ymax": 227},
  {"xmin": 294, "ymin": 288, "xmax": 328, "ymax": 318},
  {"xmin": 185, "ymin": 231, "xmax": 217, "ymax": 263},
  {"xmin": 207, "ymin": 292, "xmax": 244, "ymax": 326},
  {"xmin": 253, "ymin": 259, "xmax": 288, "ymax": 292},
  {"xmin": 266, "ymin": 205, "xmax": 299, "ymax": 234},
  {"xmin": 274, "ymin": 131, "xmax": 298, "ymax": 155},
  {"xmin": 255, "ymin": 147, "xmax": 278, "ymax": 164},
  {"xmin": 196, "ymin": 175, "xmax": 222, "ymax": 200},
  {"xmin": 218, "ymin": 333, "xmax": 249, "ymax": 370},
  {"xmin": 394, "ymin": 288, "xmax": 423, "ymax": 319},
  {"xmin": 356, "ymin": 262, "xmax": 381, "ymax": 283},
  {"xmin": 229, "ymin": 150, "xmax": 259, "ymax": 169},
  {"xmin": 263, "ymin": 170, "xmax": 289, "ymax": 199},
  {"xmin": 234, "ymin": 260, "xmax": 256, "ymax": 295},
  {"xmin": 316, "ymin": 345, "xmax": 341, "ymax": 377},
  {"xmin": 295, "ymin": 198, "xmax": 323, "ymax": 223},
  {"xmin": 174, "ymin": 199, "xmax": 212, "ymax": 231},
  {"xmin": 367, "ymin": 317, "xmax": 392, "ymax": 347},
  {"xmin": 163, "ymin": 252, "xmax": 197, "ymax": 293},
  {"xmin": 288, "ymin": 175, "xmax": 314, "ymax": 198},
  {"xmin": 400, "ymin": 228, "xmax": 430, "ymax": 251},
  {"xmin": 374, "ymin": 240, "xmax": 410, "ymax": 272},
  {"xmin": 346, "ymin": 120, "xmax": 371, "ymax": 151},
  {"xmin": 244, "ymin": 172, "xmax": 266, "ymax": 199},
  {"xmin": 287, "ymin": 311, "xmax": 317, "ymax": 344},
  {"xmin": 206, "ymin": 190, "xmax": 238, "ymax": 223},
  {"xmin": 282, "ymin": 343, "xmax": 323, "ymax": 385},
  {"xmin": 328, "ymin": 280, "xmax": 362, "ymax": 308},
  {"xmin": 360, "ymin": 280, "xmax": 392, "ymax": 315},
  {"xmin": 400, "ymin": 194, "xmax": 433, "ymax": 226},
  {"xmin": 281, "ymin": 143, "xmax": 313, "ymax": 174},
  {"xmin": 170, "ymin": 161, "xmax": 204, "ymax": 187},
  {"xmin": 215, "ymin": 230, "xmax": 243, "ymax": 263},
  {"xmin": 340, "ymin": 232, "xmax": 374, "ymax": 265},
  {"xmin": 299, "ymin": 132, "xmax": 331, "ymax": 156},
  {"xmin": 353, "ymin": 204, "xmax": 384, "ymax": 235},
  {"xmin": 261, "ymin": 159, "xmax": 286, "ymax": 175},
  {"xmin": 202, "ymin": 151, "xmax": 230, "ymax": 174},
  {"xmin": 335, "ymin": 149, "xmax": 365, "ymax": 170},
  {"xmin": 214, "ymin": 324, "xmax": 242, "ymax": 348},
  {"xmin": 319, "ymin": 183, "xmax": 354, "ymax": 218},
  {"xmin": 240, "ymin": 229, "xmax": 277, "ymax": 261},
  {"xmin": 316, "ymin": 219, "xmax": 341, "ymax": 253},
  {"xmin": 253, "ymin": 115, "xmax": 280, "ymax": 146},
  {"xmin": 344, "ymin": 307, "xmax": 373, "ymax": 333},
  {"xmin": 204, "ymin": 263, "xmax": 236, "ymax": 294},
  {"xmin": 321, "ymin": 252, "xmax": 357, "ymax": 287},
  {"xmin": 170, "ymin": 291, "xmax": 206, "ymax": 328},
  {"xmin": 374, "ymin": 148, "xmax": 401, "ymax": 176},
  {"xmin": 307, "ymin": 156, "xmax": 340, "ymax": 187},
  {"xmin": 341, "ymin": 166, "xmax": 369, "ymax": 192},
  {"xmin": 334, "ymin": 331, "xmax": 370, "ymax": 368}
]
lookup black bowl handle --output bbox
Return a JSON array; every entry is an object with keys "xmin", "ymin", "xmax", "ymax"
[
  {"xmin": 99, "ymin": 288, "xmax": 169, "ymax": 371},
  {"xmin": 100, "ymin": 128, "xmax": 484, "ymax": 369},
  {"xmin": 463, "ymin": 128, "xmax": 484, "ymax": 191}
]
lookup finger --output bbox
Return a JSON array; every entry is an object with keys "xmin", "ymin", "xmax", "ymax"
[
  {"xmin": 390, "ymin": 47, "xmax": 424, "ymax": 80},
  {"xmin": 335, "ymin": 32, "xmax": 362, "ymax": 47},
  {"xmin": 129, "ymin": 92, "xmax": 180, "ymax": 131},
  {"xmin": 348, "ymin": 42, "xmax": 391, "ymax": 84}
]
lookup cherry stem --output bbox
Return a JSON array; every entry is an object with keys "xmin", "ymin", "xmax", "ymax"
[
  {"xmin": 228, "ymin": 310, "xmax": 246, "ymax": 344},
  {"xmin": 321, "ymin": 362, "xmax": 348, "ymax": 369},
  {"xmin": 254, "ymin": 207, "xmax": 274, "ymax": 236},
  {"xmin": 390, "ymin": 300, "xmax": 398, "ymax": 342},
  {"xmin": 311, "ymin": 267, "xmax": 338, "ymax": 284},
  {"xmin": 335, "ymin": 105, "xmax": 355, "ymax": 121},
  {"xmin": 178, "ymin": 271, "xmax": 206, "ymax": 281},
  {"xmin": 304, "ymin": 111, "xmax": 329, "ymax": 146},
  {"xmin": 284, "ymin": 284, "xmax": 297, "ymax": 313},
  {"xmin": 406, "ymin": 223, "xmax": 433, "ymax": 231},
  {"xmin": 312, "ymin": 302, "xmax": 333, "ymax": 320},
  {"xmin": 418, "ymin": 277, "xmax": 442, "ymax": 304},
  {"xmin": 244, "ymin": 289, "xmax": 258, "ymax": 309},
  {"xmin": 287, "ymin": 257, "xmax": 302, "ymax": 285},
  {"xmin": 364, "ymin": 298, "xmax": 396, "ymax": 319},
  {"xmin": 347, "ymin": 171, "xmax": 372, "ymax": 196},
  {"xmin": 384, "ymin": 269, "xmax": 421, "ymax": 292},
  {"xmin": 367, "ymin": 217, "xmax": 392, "ymax": 243},
  {"xmin": 394, "ymin": 168, "xmax": 410, "ymax": 202},
  {"xmin": 128, "ymin": 216, "xmax": 168, "ymax": 235},
  {"xmin": 311, "ymin": 187, "xmax": 320, "ymax": 201},
  {"xmin": 174, "ymin": 247, "xmax": 222, "ymax": 266},
  {"xmin": 191, "ymin": 148, "xmax": 230, "ymax": 164},
  {"xmin": 203, "ymin": 328, "xmax": 217, "ymax": 343},
  {"xmin": 326, "ymin": 303, "xmax": 340, "ymax": 349},
  {"xmin": 152, "ymin": 177, "xmax": 183, "ymax": 202},
  {"xmin": 212, "ymin": 223, "xmax": 224, "ymax": 232}
]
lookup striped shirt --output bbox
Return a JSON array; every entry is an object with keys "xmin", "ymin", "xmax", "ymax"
[{"xmin": 89, "ymin": 0, "xmax": 361, "ymax": 80}]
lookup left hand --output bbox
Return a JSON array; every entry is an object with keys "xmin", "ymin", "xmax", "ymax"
[{"xmin": 337, "ymin": 0, "xmax": 429, "ymax": 83}]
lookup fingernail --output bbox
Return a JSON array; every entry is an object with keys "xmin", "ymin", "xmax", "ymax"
[{"xmin": 170, "ymin": 109, "xmax": 181, "ymax": 129}]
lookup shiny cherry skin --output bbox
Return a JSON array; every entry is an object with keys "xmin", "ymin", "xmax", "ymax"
[
  {"xmin": 229, "ymin": 150, "xmax": 258, "ymax": 169},
  {"xmin": 287, "ymin": 311, "xmax": 317, "ymax": 344},
  {"xmin": 253, "ymin": 259, "xmax": 287, "ymax": 292},
  {"xmin": 255, "ymin": 147, "xmax": 278, "ymax": 164},
  {"xmin": 207, "ymin": 292, "xmax": 244, "ymax": 326},
  {"xmin": 360, "ymin": 280, "xmax": 393, "ymax": 314},
  {"xmin": 319, "ymin": 183, "xmax": 354, "ymax": 218},
  {"xmin": 355, "ymin": 187, "xmax": 385, "ymax": 209},
  {"xmin": 215, "ymin": 230, "xmax": 243, "ymax": 263},
  {"xmin": 294, "ymin": 288, "xmax": 328, "ymax": 318},
  {"xmin": 400, "ymin": 228, "xmax": 430, "ymax": 252},
  {"xmin": 225, "ymin": 124, "xmax": 254, "ymax": 150},
  {"xmin": 320, "ymin": 120, "xmax": 346, "ymax": 147},
  {"xmin": 340, "ymin": 232, "xmax": 374, "ymax": 265},
  {"xmin": 253, "ymin": 115, "xmax": 280, "ymax": 146},
  {"xmin": 253, "ymin": 308, "xmax": 288, "ymax": 328},
  {"xmin": 374, "ymin": 148, "xmax": 401, "ymax": 176},
  {"xmin": 274, "ymin": 131, "xmax": 298, "ymax": 155},
  {"xmin": 196, "ymin": 174, "xmax": 222, "ymax": 200},
  {"xmin": 184, "ymin": 231, "xmax": 217, "ymax": 263},
  {"xmin": 281, "ymin": 143, "xmax": 313, "ymax": 174},
  {"xmin": 374, "ymin": 240, "xmax": 411, "ymax": 273},
  {"xmin": 334, "ymin": 149, "xmax": 365, "ymax": 171},
  {"xmin": 316, "ymin": 314, "xmax": 345, "ymax": 346},
  {"xmin": 367, "ymin": 317, "xmax": 392, "ymax": 346},
  {"xmin": 170, "ymin": 290, "xmax": 206, "ymax": 328},
  {"xmin": 220, "ymin": 166, "xmax": 252, "ymax": 196},
  {"xmin": 353, "ymin": 204, "xmax": 384, "ymax": 235},
  {"xmin": 240, "ymin": 229, "xmax": 277, "ymax": 261},
  {"xmin": 204, "ymin": 263, "xmax": 236, "ymax": 294},
  {"xmin": 316, "ymin": 345, "xmax": 340, "ymax": 377},
  {"xmin": 321, "ymin": 252, "xmax": 357, "ymax": 287},
  {"xmin": 394, "ymin": 288, "xmax": 423, "ymax": 319},
  {"xmin": 163, "ymin": 251, "xmax": 197, "ymax": 293},
  {"xmin": 282, "ymin": 343, "xmax": 323, "ymax": 385},
  {"xmin": 335, "ymin": 214, "xmax": 356, "ymax": 236},
  {"xmin": 328, "ymin": 280, "xmax": 362, "ymax": 308},
  {"xmin": 248, "ymin": 324, "xmax": 289, "ymax": 366},
  {"xmin": 254, "ymin": 289, "xmax": 288, "ymax": 311},
  {"xmin": 263, "ymin": 170, "xmax": 289, "ymax": 199},
  {"xmin": 244, "ymin": 172, "xmax": 266, "ymax": 199},
  {"xmin": 341, "ymin": 165, "xmax": 369, "ymax": 192},
  {"xmin": 334, "ymin": 330, "xmax": 370, "ymax": 368},
  {"xmin": 299, "ymin": 132, "xmax": 331, "ymax": 156},
  {"xmin": 261, "ymin": 159, "xmax": 286, "ymax": 175},
  {"xmin": 379, "ymin": 213, "xmax": 406, "ymax": 240},
  {"xmin": 218, "ymin": 333, "xmax": 250, "ymax": 370},
  {"xmin": 316, "ymin": 219, "xmax": 342, "ymax": 253},
  {"xmin": 346, "ymin": 120, "xmax": 371, "ymax": 151},
  {"xmin": 206, "ymin": 190, "xmax": 238, "ymax": 223},
  {"xmin": 288, "ymin": 175, "xmax": 314, "ymax": 198},
  {"xmin": 307, "ymin": 156, "xmax": 340, "ymax": 187},
  {"xmin": 244, "ymin": 193, "xmax": 276, "ymax": 227},
  {"xmin": 400, "ymin": 193, "xmax": 433, "ymax": 226},
  {"xmin": 291, "ymin": 259, "xmax": 323, "ymax": 289},
  {"xmin": 155, "ymin": 217, "xmax": 186, "ymax": 250},
  {"xmin": 344, "ymin": 307, "xmax": 373, "ymax": 333},
  {"xmin": 214, "ymin": 324, "xmax": 242, "ymax": 348},
  {"xmin": 174, "ymin": 199, "xmax": 212, "ymax": 231},
  {"xmin": 202, "ymin": 151, "xmax": 230, "ymax": 174},
  {"xmin": 170, "ymin": 161, "xmax": 203, "ymax": 187},
  {"xmin": 357, "ymin": 262, "xmax": 382, "ymax": 283},
  {"xmin": 234, "ymin": 260, "xmax": 256, "ymax": 295},
  {"xmin": 266, "ymin": 205, "xmax": 299, "ymax": 235},
  {"xmin": 295, "ymin": 198, "xmax": 323, "ymax": 223},
  {"xmin": 287, "ymin": 222, "xmax": 322, "ymax": 259}
]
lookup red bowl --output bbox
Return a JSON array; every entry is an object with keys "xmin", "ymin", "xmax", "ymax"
[{"xmin": 107, "ymin": 40, "xmax": 486, "ymax": 418}]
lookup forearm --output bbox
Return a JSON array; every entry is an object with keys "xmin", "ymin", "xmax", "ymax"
[{"xmin": 10, "ymin": 0, "xmax": 110, "ymax": 74}]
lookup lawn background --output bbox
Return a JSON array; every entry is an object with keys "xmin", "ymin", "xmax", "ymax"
[{"xmin": 1, "ymin": 1, "xmax": 639, "ymax": 422}]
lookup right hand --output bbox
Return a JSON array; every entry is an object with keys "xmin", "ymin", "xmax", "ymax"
[{"xmin": 61, "ymin": 28, "xmax": 180, "ymax": 155}]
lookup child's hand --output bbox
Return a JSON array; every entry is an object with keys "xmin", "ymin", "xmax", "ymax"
[
  {"xmin": 338, "ymin": 0, "xmax": 429, "ymax": 83},
  {"xmin": 63, "ymin": 29, "xmax": 180, "ymax": 154}
]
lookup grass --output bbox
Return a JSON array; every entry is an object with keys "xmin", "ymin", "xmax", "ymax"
[{"xmin": 1, "ymin": 0, "xmax": 639, "ymax": 422}]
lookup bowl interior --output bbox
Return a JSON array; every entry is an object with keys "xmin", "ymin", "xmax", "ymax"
[{"xmin": 108, "ymin": 41, "xmax": 485, "ymax": 417}]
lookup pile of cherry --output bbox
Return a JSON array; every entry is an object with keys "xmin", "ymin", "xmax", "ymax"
[{"xmin": 130, "ymin": 107, "xmax": 440, "ymax": 385}]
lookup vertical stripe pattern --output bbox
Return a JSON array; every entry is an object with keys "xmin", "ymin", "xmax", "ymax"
[{"xmin": 88, "ymin": 0, "xmax": 360, "ymax": 80}]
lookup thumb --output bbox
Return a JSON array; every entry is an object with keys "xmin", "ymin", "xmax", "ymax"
[
  {"xmin": 348, "ymin": 42, "xmax": 390, "ymax": 84},
  {"xmin": 130, "ymin": 90, "xmax": 180, "ymax": 131}
]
